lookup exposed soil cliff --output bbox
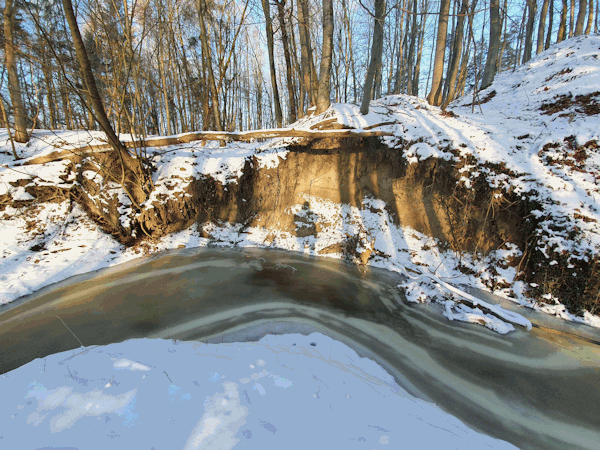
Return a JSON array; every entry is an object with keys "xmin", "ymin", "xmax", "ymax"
[{"xmin": 113, "ymin": 138, "xmax": 525, "ymax": 257}]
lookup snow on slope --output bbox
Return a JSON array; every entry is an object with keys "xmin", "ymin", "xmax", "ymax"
[
  {"xmin": 308, "ymin": 35, "xmax": 600, "ymax": 325},
  {"xmin": 0, "ymin": 334, "xmax": 516, "ymax": 449},
  {"xmin": 1, "ymin": 36, "xmax": 599, "ymax": 331}
]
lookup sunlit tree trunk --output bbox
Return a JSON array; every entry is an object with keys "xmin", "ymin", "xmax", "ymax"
[
  {"xmin": 443, "ymin": 0, "xmax": 469, "ymax": 107},
  {"xmin": 361, "ymin": 0, "xmax": 385, "ymax": 114},
  {"xmin": 62, "ymin": 0, "xmax": 149, "ymax": 205},
  {"xmin": 4, "ymin": 0, "xmax": 29, "ymax": 143},
  {"xmin": 522, "ymin": 0, "xmax": 537, "ymax": 63},
  {"xmin": 481, "ymin": 0, "xmax": 502, "ymax": 89},
  {"xmin": 276, "ymin": 0, "xmax": 297, "ymax": 122},
  {"xmin": 585, "ymin": 0, "xmax": 594, "ymax": 33},
  {"xmin": 298, "ymin": 0, "xmax": 318, "ymax": 106},
  {"xmin": 262, "ymin": 0, "xmax": 283, "ymax": 126},
  {"xmin": 427, "ymin": 0, "xmax": 451, "ymax": 105},
  {"xmin": 557, "ymin": 0, "xmax": 568, "ymax": 41},
  {"xmin": 570, "ymin": 0, "xmax": 575, "ymax": 37},
  {"xmin": 412, "ymin": 3, "xmax": 428, "ymax": 98},
  {"xmin": 545, "ymin": 0, "xmax": 554, "ymax": 49},
  {"xmin": 316, "ymin": 0, "xmax": 334, "ymax": 113},
  {"xmin": 537, "ymin": 0, "xmax": 550, "ymax": 54},
  {"xmin": 198, "ymin": 0, "xmax": 223, "ymax": 131},
  {"xmin": 575, "ymin": 0, "xmax": 587, "ymax": 35},
  {"xmin": 340, "ymin": 0, "xmax": 358, "ymax": 103},
  {"xmin": 457, "ymin": 0, "xmax": 477, "ymax": 94},
  {"xmin": 405, "ymin": 0, "xmax": 419, "ymax": 96}
]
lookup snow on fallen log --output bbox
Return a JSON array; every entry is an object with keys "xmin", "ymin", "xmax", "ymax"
[
  {"xmin": 22, "ymin": 127, "xmax": 395, "ymax": 166},
  {"xmin": 397, "ymin": 265, "xmax": 533, "ymax": 331}
]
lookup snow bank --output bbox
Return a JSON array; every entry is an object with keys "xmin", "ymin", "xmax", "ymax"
[{"xmin": 0, "ymin": 334, "xmax": 516, "ymax": 449}]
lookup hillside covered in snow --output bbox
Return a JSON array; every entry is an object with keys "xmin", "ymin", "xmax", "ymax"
[{"xmin": 1, "ymin": 35, "xmax": 599, "ymax": 332}]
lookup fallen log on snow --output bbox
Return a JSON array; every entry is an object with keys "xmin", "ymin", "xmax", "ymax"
[{"xmin": 22, "ymin": 127, "xmax": 395, "ymax": 166}]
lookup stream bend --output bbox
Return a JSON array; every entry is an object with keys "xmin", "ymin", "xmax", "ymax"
[{"xmin": 1, "ymin": 247, "xmax": 599, "ymax": 450}]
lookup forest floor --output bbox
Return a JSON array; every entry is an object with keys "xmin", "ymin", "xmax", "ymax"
[{"xmin": 1, "ymin": 35, "xmax": 600, "ymax": 334}]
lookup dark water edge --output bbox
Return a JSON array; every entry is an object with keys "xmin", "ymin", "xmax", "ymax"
[{"xmin": 1, "ymin": 246, "xmax": 599, "ymax": 450}]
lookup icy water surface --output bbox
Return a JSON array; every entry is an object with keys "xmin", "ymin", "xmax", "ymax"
[{"xmin": 1, "ymin": 247, "xmax": 599, "ymax": 450}]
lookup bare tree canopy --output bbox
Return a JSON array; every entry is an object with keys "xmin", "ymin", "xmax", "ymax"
[{"xmin": 1, "ymin": 0, "xmax": 597, "ymax": 142}]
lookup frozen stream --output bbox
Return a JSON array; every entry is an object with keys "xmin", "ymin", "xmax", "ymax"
[{"xmin": 1, "ymin": 247, "xmax": 599, "ymax": 450}]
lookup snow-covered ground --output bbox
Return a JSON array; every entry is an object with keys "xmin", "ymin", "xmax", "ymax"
[
  {"xmin": 1, "ymin": 35, "xmax": 600, "ymax": 333},
  {"xmin": 0, "ymin": 333, "xmax": 516, "ymax": 449}
]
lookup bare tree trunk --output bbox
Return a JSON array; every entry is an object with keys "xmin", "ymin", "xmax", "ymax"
[
  {"xmin": 389, "ymin": 3, "xmax": 402, "ymax": 94},
  {"xmin": 585, "ymin": 0, "xmax": 594, "ymax": 33},
  {"xmin": 340, "ymin": 0, "xmax": 358, "ymax": 102},
  {"xmin": 457, "ymin": 0, "xmax": 477, "ymax": 95},
  {"xmin": 316, "ymin": 0, "xmax": 334, "ymax": 113},
  {"xmin": 443, "ymin": 0, "xmax": 468, "ymax": 107},
  {"xmin": 427, "ymin": 0, "xmax": 451, "ymax": 105},
  {"xmin": 59, "ymin": 81, "xmax": 72, "ymax": 129},
  {"xmin": 361, "ymin": 0, "xmax": 385, "ymax": 114},
  {"xmin": 41, "ymin": 47, "xmax": 57, "ymax": 129},
  {"xmin": 62, "ymin": 0, "xmax": 148, "ymax": 205},
  {"xmin": 497, "ymin": 0, "xmax": 509, "ymax": 70},
  {"xmin": 441, "ymin": 0, "xmax": 456, "ymax": 101},
  {"xmin": 340, "ymin": 0, "xmax": 357, "ymax": 102},
  {"xmin": 391, "ymin": 2, "xmax": 404, "ymax": 94},
  {"xmin": 287, "ymin": 8, "xmax": 303, "ymax": 104},
  {"xmin": 537, "ymin": 0, "xmax": 550, "ymax": 54},
  {"xmin": 456, "ymin": 39, "xmax": 470, "ymax": 97},
  {"xmin": 522, "ymin": 0, "xmax": 537, "ymax": 63},
  {"xmin": 558, "ymin": 0, "xmax": 568, "ymax": 41},
  {"xmin": 545, "ymin": 0, "xmax": 554, "ymax": 49},
  {"xmin": 4, "ymin": 0, "xmax": 29, "ymax": 143},
  {"xmin": 515, "ymin": 2, "xmax": 527, "ymax": 67},
  {"xmin": 575, "ymin": 0, "xmax": 587, "ymax": 34},
  {"xmin": 158, "ymin": 51, "xmax": 172, "ymax": 136},
  {"xmin": 570, "ymin": 0, "xmax": 575, "ymax": 37},
  {"xmin": 405, "ymin": 0, "xmax": 419, "ymax": 96},
  {"xmin": 297, "ymin": 0, "xmax": 312, "ymax": 109},
  {"xmin": 198, "ymin": 0, "xmax": 223, "ymax": 131},
  {"xmin": 413, "ymin": 5, "xmax": 427, "ymax": 98},
  {"xmin": 262, "ymin": 0, "xmax": 283, "ymax": 126},
  {"xmin": 276, "ymin": 0, "xmax": 297, "ymax": 122},
  {"xmin": 255, "ymin": 61, "xmax": 263, "ymax": 128},
  {"xmin": 481, "ymin": 0, "xmax": 502, "ymax": 89},
  {"xmin": 298, "ymin": 0, "xmax": 318, "ymax": 106}
]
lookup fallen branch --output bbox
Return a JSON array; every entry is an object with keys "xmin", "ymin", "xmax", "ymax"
[
  {"xmin": 395, "ymin": 264, "xmax": 533, "ymax": 331},
  {"xmin": 22, "ymin": 127, "xmax": 395, "ymax": 166}
]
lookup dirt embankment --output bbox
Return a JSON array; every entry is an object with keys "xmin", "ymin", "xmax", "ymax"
[
  {"xmin": 7, "ymin": 137, "xmax": 526, "ymax": 256},
  {"xmin": 3, "ymin": 137, "xmax": 596, "ymax": 316},
  {"xmin": 130, "ymin": 137, "xmax": 525, "ymax": 256}
]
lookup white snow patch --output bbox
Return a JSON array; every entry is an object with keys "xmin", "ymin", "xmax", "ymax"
[{"xmin": 0, "ymin": 336, "xmax": 517, "ymax": 449}]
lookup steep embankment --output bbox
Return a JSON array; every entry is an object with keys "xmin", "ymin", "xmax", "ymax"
[{"xmin": 1, "ymin": 36, "xmax": 599, "ymax": 331}]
